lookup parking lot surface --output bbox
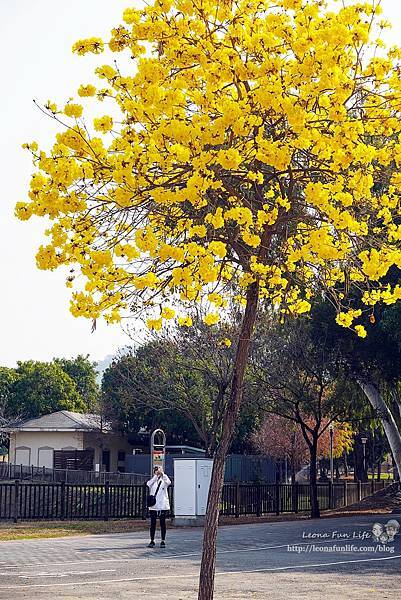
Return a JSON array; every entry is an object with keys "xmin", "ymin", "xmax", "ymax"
[{"xmin": 0, "ymin": 515, "xmax": 400, "ymax": 599}]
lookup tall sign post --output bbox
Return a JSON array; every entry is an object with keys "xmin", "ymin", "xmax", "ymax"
[
  {"xmin": 329, "ymin": 424, "xmax": 334, "ymax": 484},
  {"xmin": 150, "ymin": 429, "xmax": 166, "ymax": 475}
]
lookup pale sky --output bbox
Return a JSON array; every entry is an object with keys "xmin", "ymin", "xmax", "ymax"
[{"xmin": 0, "ymin": 0, "xmax": 400, "ymax": 368}]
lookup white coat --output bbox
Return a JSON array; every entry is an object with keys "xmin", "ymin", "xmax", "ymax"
[{"xmin": 147, "ymin": 473, "xmax": 171, "ymax": 511}]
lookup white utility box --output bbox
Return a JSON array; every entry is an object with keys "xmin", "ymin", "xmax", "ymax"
[{"xmin": 173, "ymin": 458, "xmax": 213, "ymax": 524}]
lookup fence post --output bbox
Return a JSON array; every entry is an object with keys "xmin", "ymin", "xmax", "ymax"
[
  {"xmin": 328, "ymin": 481, "xmax": 333, "ymax": 510},
  {"xmin": 358, "ymin": 480, "xmax": 362, "ymax": 501},
  {"xmin": 142, "ymin": 482, "xmax": 148, "ymax": 520},
  {"xmin": 235, "ymin": 481, "xmax": 240, "ymax": 518},
  {"xmin": 293, "ymin": 482, "xmax": 299, "ymax": 513},
  {"xmin": 104, "ymin": 481, "xmax": 110, "ymax": 521},
  {"xmin": 60, "ymin": 482, "xmax": 66, "ymax": 520},
  {"xmin": 343, "ymin": 481, "xmax": 347, "ymax": 507},
  {"xmin": 256, "ymin": 483, "xmax": 262, "ymax": 517},
  {"xmin": 31, "ymin": 465, "xmax": 34, "ymax": 480},
  {"xmin": 371, "ymin": 478, "xmax": 375, "ymax": 495},
  {"xmin": 13, "ymin": 479, "xmax": 20, "ymax": 524},
  {"xmin": 275, "ymin": 481, "xmax": 280, "ymax": 516}
]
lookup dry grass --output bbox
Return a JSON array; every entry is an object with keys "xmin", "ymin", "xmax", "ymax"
[
  {"xmin": 330, "ymin": 481, "xmax": 401, "ymax": 514},
  {"xmin": 0, "ymin": 513, "xmax": 312, "ymax": 542},
  {"xmin": 0, "ymin": 519, "xmax": 150, "ymax": 541}
]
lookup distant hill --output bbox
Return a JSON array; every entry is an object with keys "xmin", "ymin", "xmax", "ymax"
[
  {"xmin": 95, "ymin": 346, "xmax": 129, "ymax": 385},
  {"xmin": 95, "ymin": 346, "xmax": 131, "ymax": 384},
  {"xmin": 95, "ymin": 354, "xmax": 115, "ymax": 384}
]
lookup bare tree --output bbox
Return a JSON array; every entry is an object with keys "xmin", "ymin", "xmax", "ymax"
[
  {"xmin": 250, "ymin": 318, "xmax": 355, "ymax": 517},
  {"xmin": 101, "ymin": 318, "xmax": 242, "ymax": 456}
]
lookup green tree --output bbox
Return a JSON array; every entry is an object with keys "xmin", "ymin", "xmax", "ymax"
[
  {"xmin": 10, "ymin": 361, "xmax": 85, "ymax": 419},
  {"xmin": 102, "ymin": 348, "xmax": 203, "ymax": 447},
  {"xmin": 54, "ymin": 355, "xmax": 99, "ymax": 410},
  {"xmin": 102, "ymin": 318, "xmax": 261, "ymax": 455},
  {"xmin": 0, "ymin": 367, "xmax": 19, "ymax": 418},
  {"xmin": 310, "ymin": 290, "xmax": 401, "ymax": 478},
  {"xmin": 0, "ymin": 367, "xmax": 20, "ymax": 447}
]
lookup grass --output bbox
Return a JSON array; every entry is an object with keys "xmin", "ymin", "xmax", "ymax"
[
  {"xmin": 0, "ymin": 519, "xmax": 150, "ymax": 541},
  {"xmin": 368, "ymin": 473, "xmax": 394, "ymax": 480}
]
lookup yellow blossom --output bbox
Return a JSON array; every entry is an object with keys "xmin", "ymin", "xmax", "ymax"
[
  {"xmin": 217, "ymin": 148, "xmax": 242, "ymax": 170},
  {"xmin": 93, "ymin": 115, "xmax": 113, "ymax": 133},
  {"xmin": 78, "ymin": 84, "xmax": 97, "ymax": 97},
  {"xmin": 147, "ymin": 317, "xmax": 162, "ymax": 331},
  {"xmin": 204, "ymin": 313, "xmax": 220, "ymax": 326},
  {"xmin": 64, "ymin": 103, "xmax": 83, "ymax": 118},
  {"xmin": 161, "ymin": 306, "xmax": 175, "ymax": 319},
  {"xmin": 355, "ymin": 325, "xmax": 367, "ymax": 338},
  {"xmin": 72, "ymin": 37, "xmax": 104, "ymax": 55},
  {"xmin": 178, "ymin": 315, "xmax": 193, "ymax": 327},
  {"xmin": 336, "ymin": 309, "xmax": 362, "ymax": 328},
  {"xmin": 18, "ymin": 0, "xmax": 401, "ymax": 336},
  {"xmin": 208, "ymin": 241, "xmax": 227, "ymax": 258}
]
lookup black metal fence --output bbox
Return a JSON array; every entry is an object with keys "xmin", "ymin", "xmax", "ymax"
[
  {"xmin": 0, "ymin": 463, "xmax": 148, "ymax": 485},
  {"xmin": 0, "ymin": 479, "xmax": 392, "ymax": 522},
  {"xmin": 0, "ymin": 481, "xmax": 173, "ymax": 522},
  {"xmin": 220, "ymin": 479, "xmax": 392, "ymax": 517}
]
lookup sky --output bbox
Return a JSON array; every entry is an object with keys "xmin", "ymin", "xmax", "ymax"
[
  {"xmin": 0, "ymin": 0, "xmax": 401, "ymax": 368},
  {"xmin": 0, "ymin": 0, "xmax": 134, "ymax": 368}
]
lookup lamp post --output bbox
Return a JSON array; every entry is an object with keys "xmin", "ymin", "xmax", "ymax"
[
  {"xmin": 361, "ymin": 436, "xmax": 368, "ymax": 481},
  {"xmin": 329, "ymin": 424, "xmax": 334, "ymax": 484}
]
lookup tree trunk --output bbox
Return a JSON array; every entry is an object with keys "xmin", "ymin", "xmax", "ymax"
[
  {"xmin": 198, "ymin": 282, "xmax": 260, "ymax": 600},
  {"xmin": 309, "ymin": 441, "xmax": 320, "ymax": 518},
  {"xmin": 391, "ymin": 452, "xmax": 400, "ymax": 481},
  {"xmin": 377, "ymin": 459, "xmax": 381, "ymax": 481},
  {"xmin": 358, "ymin": 381, "xmax": 401, "ymax": 480},
  {"xmin": 354, "ymin": 437, "xmax": 367, "ymax": 482}
]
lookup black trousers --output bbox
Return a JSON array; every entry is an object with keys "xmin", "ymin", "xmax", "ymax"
[{"xmin": 149, "ymin": 510, "xmax": 168, "ymax": 541}]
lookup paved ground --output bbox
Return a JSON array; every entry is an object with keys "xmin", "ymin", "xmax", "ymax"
[{"xmin": 0, "ymin": 515, "xmax": 400, "ymax": 599}]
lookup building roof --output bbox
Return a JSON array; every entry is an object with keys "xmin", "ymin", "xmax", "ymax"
[
  {"xmin": 166, "ymin": 445, "xmax": 205, "ymax": 454},
  {"xmin": 6, "ymin": 411, "xmax": 112, "ymax": 432}
]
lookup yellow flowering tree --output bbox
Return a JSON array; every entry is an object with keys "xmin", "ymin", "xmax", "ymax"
[{"xmin": 18, "ymin": 0, "xmax": 401, "ymax": 597}]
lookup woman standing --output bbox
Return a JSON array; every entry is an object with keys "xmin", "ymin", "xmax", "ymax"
[{"xmin": 147, "ymin": 466, "xmax": 171, "ymax": 548}]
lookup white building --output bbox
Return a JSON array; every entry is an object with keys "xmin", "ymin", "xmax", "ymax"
[{"xmin": 7, "ymin": 411, "xmax": 134, "ymax": 472}]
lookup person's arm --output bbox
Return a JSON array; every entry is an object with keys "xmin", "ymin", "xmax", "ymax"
[
  {"xmin": 147, "ymin": 475, "xmax": 157, "ymax": 488},
  {"xmin": 162, "ymin": 473, "xmax": 171, "ymax": 487}
]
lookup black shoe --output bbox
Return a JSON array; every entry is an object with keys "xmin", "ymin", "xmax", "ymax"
[
  {"xmin": 160, "ymin": 541, "xmax": 166, "ymax": 548},
  {"xmin": 148, "ymin": 541, "xmax": 155, "ymax": 548}
]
